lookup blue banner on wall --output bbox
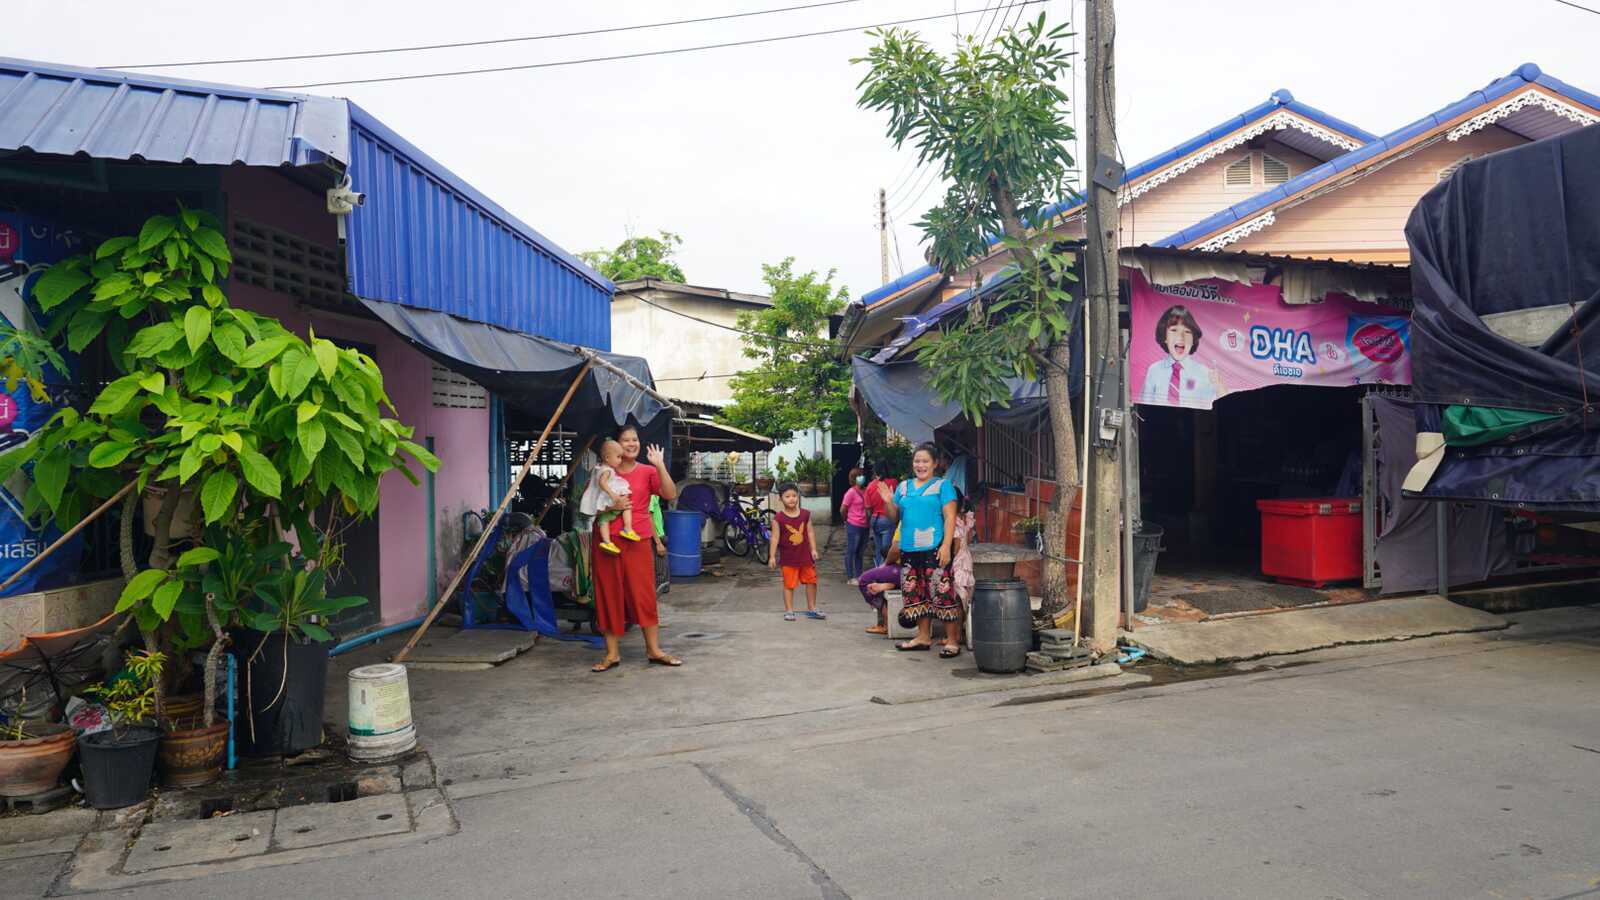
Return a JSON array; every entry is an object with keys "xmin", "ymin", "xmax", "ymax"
[{"xmin": 0, "ymin": 213, "xmax": 86, "ymax": 597}]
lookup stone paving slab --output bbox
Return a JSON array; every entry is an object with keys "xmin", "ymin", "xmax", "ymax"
[
  {"xmin": 402, "ymin": 628, "xmax": 537, "ymax": 666},
  {"xmin": 124, "ymin": 809, "xmax": 274, "ymax": 872},
  {"xmin": 0, "ymin": 832, "xmax": 81, "ymax": 862},
  {"xmin": 272, "ymin": 793, "xmax": 410, "ymax": 851},
  {"xmin": 1127, "ymin": 594, "xmax": 1508, "ymax": 665},
  {"xmin": 0, "ymin": 806, "xmax": 97, "ymax": 846},
  {"xmin": 871, "ymin": 660, "xmax": 1128, "ymax": 704}
]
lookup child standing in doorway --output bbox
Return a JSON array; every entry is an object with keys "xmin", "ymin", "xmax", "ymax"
[
  {"xmin": 769, "ymin": 482, "xmax": 824, "ymax": 621},
  {"xmin": 580, "ymin": 439, "xmax": 642, "ymax": 555}
]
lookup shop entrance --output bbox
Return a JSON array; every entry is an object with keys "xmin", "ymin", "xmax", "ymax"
[{"xmin": 1138, "ymin": 384, "xmax": 1371, "ymax": 620}]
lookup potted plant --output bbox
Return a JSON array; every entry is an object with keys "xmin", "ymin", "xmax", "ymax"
[
  {"xmin": 5, "ymin": 211, "xmax": 436, "ymax": 760},
  {"xmin": 1012, "ymin": 516, "xmax": 1044, "ymax": 548},
  {"xmin": 235, "ymin": 521, "xmax": 365, "ymax": 758},
  {"xmin": 796, "ymin": 454, "xmax": 832, "ymax": 496},
  {"xmin": 78, "ymin": 650, "xmax": 165, "ymax": 809},
  {"xmin": 0, "ymin": 713, "xmax": 76, "ymax": 798}
]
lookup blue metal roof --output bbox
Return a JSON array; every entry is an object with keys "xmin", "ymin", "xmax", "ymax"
[
  {"xmin": 344, "ymin": 103, "xmax": 612, "ymax": 349},
  {"xmin": 871, "ymin": 268, "xmax": 1021, "ymax": 363},
  {"xmin": 1156, "ymin": 64, "xmax": 1600, "ymax": 249},
  {"xmin": 0, "ymin": 57, "xmax": 345, "ymax": 167},
  {"xmin": 0, "ymin": 57, "xmax": 613, "ymax": 348},
  {"xmin": 857, "ymin": 89, "xmax": 1373, "ymax": 307}
]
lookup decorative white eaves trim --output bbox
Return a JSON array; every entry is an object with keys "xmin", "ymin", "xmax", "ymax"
[
  {"xmin": 1195, "ymin": 211, "xmax": 1277, "ymax": 252},
  {"xmin": 1119, "ymin": 112, "xmax": 1363, "ymax": 203},
  {"xmin": 1446, "ymin": 90, "xmax": 1599, "ymax": 141}
]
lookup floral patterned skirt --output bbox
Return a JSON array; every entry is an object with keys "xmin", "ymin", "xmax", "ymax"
[{"xmin": 900, "ymin": 550, "xmax": 961, "ymax": 621}]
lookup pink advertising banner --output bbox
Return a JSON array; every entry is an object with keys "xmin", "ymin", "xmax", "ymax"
[{"xmin": 1128, "ymin": 270, "xmax": 1410, "ymax": 410}]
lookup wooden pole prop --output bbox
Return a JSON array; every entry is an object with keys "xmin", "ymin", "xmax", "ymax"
[
  {"xmin": 576, "ymin": 348, "xmax": 683, "ymax": 416},
  {"xmin": 533, "ymin": 434, "xmax": 596, "ymax": 527},
  {"xmin": 0, "ymin": 480, "xmax": 137, "ymax": 594},
  {"xmin": 393, "ymin": 361, "xmax": 593, "ymax": 662}
]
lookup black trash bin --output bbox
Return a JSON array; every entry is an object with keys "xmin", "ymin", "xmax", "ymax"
[{"xmin": 1131, "ymin": 524, "xmax": 1165, "ymax": 613}]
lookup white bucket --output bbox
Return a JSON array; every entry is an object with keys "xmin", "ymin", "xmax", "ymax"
[{"xmin": 347, "ymin": 663, "xmax": 416, "ymax": 762}]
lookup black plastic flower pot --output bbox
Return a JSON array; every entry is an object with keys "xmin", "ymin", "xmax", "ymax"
[
  {"xmin": 78, "ymin": 727, "xmax": 162, "ymax": 810},
  {"xmin": 232, "ymin": 629, "xmax": 331, "ymax": 758}
]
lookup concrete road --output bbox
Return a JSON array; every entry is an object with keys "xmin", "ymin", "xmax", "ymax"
[{"xmin": 62, "ymin": 604, "xmax": 1599, "ymax": 900}]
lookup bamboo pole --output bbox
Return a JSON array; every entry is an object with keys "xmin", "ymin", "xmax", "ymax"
[
  {"xmin": 393, "ymin": 361, "xmax": 593, "ymax": 662},
  {"xmin": 0, "ymin": 479, "xmax": 137, "ymax": 594},
  {"xmin": 533, "ymin": 434, "xmax": 596, "ymax": 527},
  {"xmin": 575, "ymin": 348, "xmax": 683, "ymax": 416}
]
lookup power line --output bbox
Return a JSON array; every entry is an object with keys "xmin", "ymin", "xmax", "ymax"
[
  {"xmin": 108, "ymin": 0, "xmax": 868, "ymax": 70},
  {"xmin": 1548, "ymin": 0, "xmax": 1600, "ymax": 14},
  {"xmin": 890, "ymin": 165, "xmax": 943, "ymax": 219},
  {"xmin": 620, "ymin": 288, "xmax": 915, "ymax": 355},
  {"xmin": 265, "ymin": 2, "xmax": 1047, "ymax": 90}
]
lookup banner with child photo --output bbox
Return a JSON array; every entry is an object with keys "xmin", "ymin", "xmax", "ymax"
[{"xmin": 1128, "ymin": 271, "xmax": 1412, "ymax": 410}]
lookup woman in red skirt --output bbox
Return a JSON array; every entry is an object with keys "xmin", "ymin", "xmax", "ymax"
[{"xmin": 590, "ymin": 425, "xmax": 683, "ymax": 672}]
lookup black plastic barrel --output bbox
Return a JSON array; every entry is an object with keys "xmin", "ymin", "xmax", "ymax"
[{"xmin": 971, "ymin": 578, "xmax": 1032, "ymax": 673}]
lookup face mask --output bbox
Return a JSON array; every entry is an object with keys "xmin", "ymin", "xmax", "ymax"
[{"xmin": 855, "ymin": 476, "xmax": 865, "ymax": 486}]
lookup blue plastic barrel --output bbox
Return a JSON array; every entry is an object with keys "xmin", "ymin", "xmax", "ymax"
[{"xmin": 665, "ymin": 510, "xmax": 705, "ymax": 577}]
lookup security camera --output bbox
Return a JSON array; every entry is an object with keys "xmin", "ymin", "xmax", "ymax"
[{"xmin": 326, "ymin": 176, "xmax": 365, "ymax": 215}]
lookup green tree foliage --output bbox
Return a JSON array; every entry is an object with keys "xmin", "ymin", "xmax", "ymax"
[
  {"xmin": 855, "ymin": 15, "xmax": 1078, "ymax": 421},
  {"xmin": 721, "ymin": 259, "xmax": 851, "ymax": 445},
  {"xmin": 4, "ymin": 210, "xmax": 438, "ymax": 720},
  {"xmin": 856, "ymin": 15, "xmax": 1082, "ymax": 609},
  {"xmin": 579, "ymin": 231, "xmax": 687, "ymax": 283}
]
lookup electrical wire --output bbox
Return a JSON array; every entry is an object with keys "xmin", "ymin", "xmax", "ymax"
[
  {"xmin": 108, "ymin": 0, "xmax": 870, "ymax": 70},
  {"xmin": 890, "ymin": 165, "xmax": 943, "ymax": 220},
  {"xmin": 1548, "ymin": 0, "xmax": 1600, "ymax": 14},
  {"xmin": 619, "ymin": 287, "xmax": 920, "ymax": 357},
  {"xmin": 264, "ymin": 2, "xmax": 1047, "ymax": 90}
]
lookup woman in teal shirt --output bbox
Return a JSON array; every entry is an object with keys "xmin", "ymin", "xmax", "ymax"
[{"xmin": 878, "ymin": 442, "xmax": 961, "ymax": 657}]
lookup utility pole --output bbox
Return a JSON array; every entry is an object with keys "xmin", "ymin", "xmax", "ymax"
[
  {"xmin": 1080, "ymin": 0, "xmax": 1123, "ymax": 653},
  {"xmin": 878, "ymin": 187, "xmax": 890, "ymax": 284}
]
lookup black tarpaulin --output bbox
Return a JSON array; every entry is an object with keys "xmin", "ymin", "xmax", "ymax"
[
  {"xmin": 1405, "ymin": 124, "xmax": 1600, "ymax": 508},
  {"xmin": 850, "ymin": 353, "xmax": 1079, "ymax": 445},
  {"xmin": 359, "ymin": 299, "xmax": 671, "ymax": 438}
]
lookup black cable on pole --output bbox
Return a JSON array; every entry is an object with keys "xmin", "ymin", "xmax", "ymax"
[
  {"xmin": 108, "ymin": 0, "xmax": 869, "ymax": 70},
  {"xmin": 266, "ymin": 2, "xmax": 1047, "ymax": 90}
]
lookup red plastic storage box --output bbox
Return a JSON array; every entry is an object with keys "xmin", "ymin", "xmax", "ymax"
[{"xmin": 1255, "ymin": 497, "xmax": 1362, "ymax": 587}]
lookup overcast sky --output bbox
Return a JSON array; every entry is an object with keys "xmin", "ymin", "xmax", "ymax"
[{"xmin": 9, "ymin": 1, "xmax": 1598, "ymax": 300}]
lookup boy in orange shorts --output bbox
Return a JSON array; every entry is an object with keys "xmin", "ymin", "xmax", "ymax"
[{"xmin": 769, "ymin": 481, "xmax": 824, "ymax": 621}]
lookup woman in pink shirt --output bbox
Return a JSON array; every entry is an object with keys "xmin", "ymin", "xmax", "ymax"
[{"xmin": 840, "ymin": 467, "xmax": 870, "ymax": 585}]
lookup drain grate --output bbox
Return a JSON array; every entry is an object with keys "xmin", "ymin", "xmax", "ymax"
[
  {"xmin": 199, "ymin": 799, "xmax": 234, "ymax": 819},
  {"xmin": 326, "ymin": 782, "xmax": 359, "ymax": 803}
]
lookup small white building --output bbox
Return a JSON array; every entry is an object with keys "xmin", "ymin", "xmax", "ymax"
[{"xmin": 611, "ymin": 279, "xmax": 831, "ymax": 478}]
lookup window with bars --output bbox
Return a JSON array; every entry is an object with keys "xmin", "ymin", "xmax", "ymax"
[
  {"xmin": 1224, "ymin": 156, "xmax": 1254, "ymax": 186},
  {"xmin": 231, "ymin": 217, "xmax": 344, "ymax": 305},
  {"xmin": 1261, "ymin": 153, "xmax": 1290, "ymax": 184}
]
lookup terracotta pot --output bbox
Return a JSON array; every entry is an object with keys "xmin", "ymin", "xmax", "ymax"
[
  {"xmin": 160, "ymin": 692, "xmax": 203, "ymax": 720},
  {"xmin": 159, "ymin": 717, "xmax": 229, "ymax": 788},
  {"xmin": 0, "ymin": 722, "xmax": 76, "ymax": 797}
]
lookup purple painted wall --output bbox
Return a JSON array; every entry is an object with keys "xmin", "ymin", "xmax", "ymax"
[{"xmin": 222, "ymin": 169, "xmax": 489, "ymax": 624}]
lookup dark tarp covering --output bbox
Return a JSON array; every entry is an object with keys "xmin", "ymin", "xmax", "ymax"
[
  {"xmin": 851, "ymin": 346, "xmax": 1081, "ymax": 446},
  {"xmin": 1405, "ymin": 124, "xmax": 1600, "ymax": 508},
  {"xmin": 359, "ymin": 298, "xmax": 671, "ymax": 440}
]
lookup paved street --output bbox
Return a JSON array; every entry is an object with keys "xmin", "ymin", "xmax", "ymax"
[{"xmin": 15, "ymin": 559, "xmax": 1596, "ymax": 899}]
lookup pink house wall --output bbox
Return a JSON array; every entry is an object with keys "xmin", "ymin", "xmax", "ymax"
[{"xmin": 221, "ymin": 169, "xmax": 489, "ymax": 625}]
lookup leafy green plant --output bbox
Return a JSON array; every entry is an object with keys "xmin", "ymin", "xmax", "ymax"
[
  {"xmin": 856, "ymin": 15, "xmax": 1081, "ymax": 610},
  {"xmin": 794, "ymin": 453, "xmax": 833, "ymax": 486},
  {"xmin": 721, "ymin": 259, "xmax": 851, "ymax": 445},
  {"xmin": 1, "ymin": 209, "xmax": 438, "ymax": 703},
  {"xmin": 578, "ymin": 231, "xmax": 686, "ymax": 283},
  {"xmin": 769, "ymin": 457, "xmax": 791, "ymax": 482},
  {"xmin": 82, "ymin": 650, "xmax": 165, "ymax": 739}
]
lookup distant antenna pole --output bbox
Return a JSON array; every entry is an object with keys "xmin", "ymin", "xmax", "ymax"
[{"xmin": 878, "ymin": 187, "xmax": 890, "ymax": 284}]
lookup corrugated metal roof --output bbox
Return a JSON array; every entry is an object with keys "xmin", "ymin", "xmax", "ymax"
[
  {"xmin": 856, "ymin": 89, "xmax": 1373, "ymax": 307},
  {"xmin": 1156, "ymin": 64, "xmax": 1600, "ymax": 250},
  {"xmin": 344, "ymin": 104, "xmax": 612, "ymax": 349},
  {"xmin": 0, "ymin": 57, "xmax": 613, "ymax": 348},
  {"xmin": 0, "ymin": 56, "xmax": 346, "ymax": 167}
]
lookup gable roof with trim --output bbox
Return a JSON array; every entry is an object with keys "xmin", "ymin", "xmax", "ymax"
[
  {"xmin": 853, "ymin": 89, "xmax": 1374, "ymax": 312},
  {"xmin": 1155, "ymin": 64, "xmax": 1600, "ymax": 252}
]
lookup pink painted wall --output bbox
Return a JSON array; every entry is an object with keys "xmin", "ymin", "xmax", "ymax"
[{"xmin": 221, "ymin": 169, "xmax": 489, "ymax": 624}]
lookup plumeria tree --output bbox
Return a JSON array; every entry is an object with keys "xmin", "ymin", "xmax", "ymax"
[
  {"xmin": 3, "ymin": 208, "xmax": 437, "ymax": 724},
  {"xmin": 856, "ymin": 15, "xmax": 1081, "ymax": 611}
]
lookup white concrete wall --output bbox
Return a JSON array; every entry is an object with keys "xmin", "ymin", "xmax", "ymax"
[{"xmin": 610, "ymin": 290, "xmax": 761, "ymax": 407}]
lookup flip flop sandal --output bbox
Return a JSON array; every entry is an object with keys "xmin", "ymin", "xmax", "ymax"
[
  {"xmin": 804, "ymin": 610, "xmax": 827, "ymax": 620},
  {"xmin": 784, "ymin": 612, "xmax": 797, "ymax": 621},
  {"xmin": 865, "ymin": 625, "xmax": 887, "ymax": 634},
  {"xmin": 647, "ymin": 655, "xmax": 683, "ymax": 667},
  {"xmin": 939, "ymin": 645, "xmax": 962, "ymax": 659},
  {"xmin": 896, "ymin": 641, "xmax": 931, "ymax": 652},
  {"xmin": 591, "ymin": 659, "xmax": 621, "ymax": 673}
]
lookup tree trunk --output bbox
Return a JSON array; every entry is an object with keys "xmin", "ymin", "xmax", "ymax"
[
  {"xmin": 201, "ymin": 598, "xmax": 227, "ymax": 728},
  {"xmin": 144, "ymin": 486, "xmax": 184, "ymax": 714},
  {"xmin": 1040, "ymin": 338, "xmax": 1080, "ymax": 615},
  {"xmin": 990, "ymin": 179, "xmax": 1080, "ymax": 614}
]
